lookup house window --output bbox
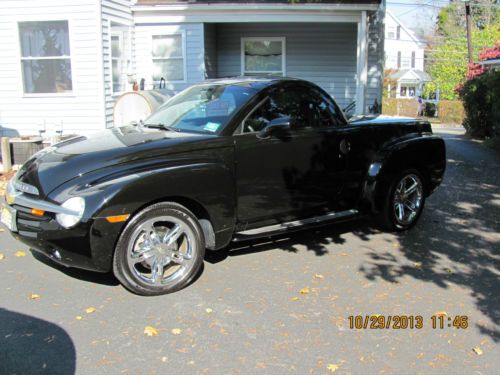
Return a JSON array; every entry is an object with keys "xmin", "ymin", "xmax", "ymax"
[
  {"xmin": 387, "ymin": 26, "xmax": 395, "ymax": 39},
  {"xmin": 411, "ymin": 51, "xmax": 416, "ymax": 69},
  {"xmin": 397, "ymin": 51, "xmax": 401, "ymax": 69},
  {"xmin": 111, "ymin": 23, "xmax": 131, "ymax": 94},
  {"xmin": 152, "ymin": 33, "xmax": 185, "ymax": 82},
  {"xmin": 241, "ymin": 37, "xmax": 285, "ymax": 76},
  {"xmin": 19, "ymin": 21, "xmax": 72, "ymax": 94},
  {"xmin": 396, "ymin": 26, "xmax": 401, "ymax": 40},
  {"xmin": 400, "ymin": 85, "xmax": 416, "ymax": 98}
]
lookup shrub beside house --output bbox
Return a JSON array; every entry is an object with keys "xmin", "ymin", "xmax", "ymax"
[{"xmin": 457, "ymin": 44, "xmax": 500, "ymax": 144}]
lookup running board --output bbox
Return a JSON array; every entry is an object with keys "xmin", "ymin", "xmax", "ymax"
[{"xmin": 234, "ymin": 209, "xmax": 359, "ymax": 240}]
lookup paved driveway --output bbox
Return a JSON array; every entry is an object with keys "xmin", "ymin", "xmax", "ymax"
[{"xmin": 0, "ymin": 128, "xmax": 498, "ymax": 374}]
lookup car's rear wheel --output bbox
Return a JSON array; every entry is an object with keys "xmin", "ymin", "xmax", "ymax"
[
  {"xmin": 113, "ymin": 202, "xmax": 205, "ymax": 296},
  {"xmin": 379, "ymin": 169, "xmax": 426, "ymax": 231}
]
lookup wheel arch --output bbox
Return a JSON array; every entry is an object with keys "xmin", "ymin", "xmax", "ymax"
[
  {"xmin": 363, "ymin": 135, "xmax": 445, "ymax": 213},
  {"xmin": 126, "ymin": 195, "xmax": 218, "ymax": 250}
]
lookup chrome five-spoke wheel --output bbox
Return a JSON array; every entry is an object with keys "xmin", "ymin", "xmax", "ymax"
[
  {"xmin": 379, "ymin": 169, "xmax": 426, "ymax": 231},
  {"xmin": 127, "ymin": 217, "xmax": 195, "ymax": 286},
  {"xmin": 113, "ymin": 202, "xmax": 205, "ymax": 296},
  {"xmin": 392, "ymin": 174, "xmax": 423, "ymax": 226}
]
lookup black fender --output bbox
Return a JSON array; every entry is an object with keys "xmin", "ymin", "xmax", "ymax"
[
  {"xmin": 363, "ymin": 134, "xmax": 446, "ymax": 213},
  {"xmin": 48, "ymin": 153, "xmax": 236, "ymax": 271}
]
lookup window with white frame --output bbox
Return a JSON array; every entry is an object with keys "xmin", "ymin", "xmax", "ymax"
[
  {"xmin": 152, "ymin": 34, "xmax": 185, "ymax": 82},
  {"xmin": 400, "ymin": 85, "xmax": 416, "ymax": 98},
  {"xmin": 387, "ymin": 26, "xmax": 395, "ymax": 39},
  {"xmin": 19, "ymin": 20, "xmax": 72, "ymax": 94},
  {"xmin": 111, "ymin": 23, "xmax": 131, "ymax": 94},
  {"xmin": 242, "ymin": 37, "xmax": 285, "ymax": 76}
]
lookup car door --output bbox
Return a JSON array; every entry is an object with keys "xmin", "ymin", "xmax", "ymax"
[{"xmin": 233, "ymin": 83, "xmax": 348, "ymax": 229}]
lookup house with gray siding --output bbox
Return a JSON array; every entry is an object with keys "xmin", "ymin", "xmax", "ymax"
[{"xmin": 0, "ymin": 0, "xmax": 385, "ymax": 136}]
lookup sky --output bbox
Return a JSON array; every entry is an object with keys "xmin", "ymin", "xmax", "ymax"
[{"xmin": 386, "ymin": 0, "xmax": 450, "ymax": 35}]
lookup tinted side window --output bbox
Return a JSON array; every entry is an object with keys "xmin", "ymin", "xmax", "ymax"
[
  {"xmin": 241, "ymin": 98, "xmax": 275, "ymax": 133},
  {"xmin": 240, "ymin": 85, "xmax": 344, "ymax": 134}
]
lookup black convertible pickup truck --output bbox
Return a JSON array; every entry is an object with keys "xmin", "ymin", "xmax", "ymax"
[{"xmin": 1, "ymin": 78, "xmax": 446, "ymax": 295}]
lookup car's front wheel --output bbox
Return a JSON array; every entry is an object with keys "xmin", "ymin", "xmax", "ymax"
[
  {"xmin": 379, "ymin": 169, "xmax": 426, "ymax": 231},
  {"xmin": 113, "ymin": 202, "xmax": 205, "ymax": 296}
]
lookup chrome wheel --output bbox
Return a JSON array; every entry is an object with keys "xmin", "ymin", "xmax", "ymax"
[
  {"xmin": 126, "ymin": 216, "xmax": 195, "ymax": 286},
  {"xmin": 392, "ymin": 174, "xmax": 423, "ymax": 226}
]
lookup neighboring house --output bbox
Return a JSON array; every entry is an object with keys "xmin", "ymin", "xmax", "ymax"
[
  {"xmin": 0, "ymin": 0, "xmax": 385, "ymax": 136},
  {"xmin": 384, "ymin": 10, "xmax": 429, "ymax": 99},
  {"xmin": 479, "ymin": 58, "xmax": 500, "ymax": 69}
]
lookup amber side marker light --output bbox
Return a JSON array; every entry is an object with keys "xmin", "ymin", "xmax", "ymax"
[
  {"xmin": 106, "ymin": 214, "xmax": 130, "ymax": 223},
  {"xmin": 31, "ymin": 208, "xmax": 45, "ymax": 216}
]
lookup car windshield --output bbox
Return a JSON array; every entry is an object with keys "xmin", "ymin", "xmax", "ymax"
[{"xmin": 144, "ymin": 83, "xmax": 258, "ymax": 134}]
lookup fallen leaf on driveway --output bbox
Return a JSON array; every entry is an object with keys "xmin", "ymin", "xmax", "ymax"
[
  {"xmin": 299, "ymin": 287, "xmax": 310, "ymax": 294},
  {"xmin": 29, "ymin": 293, "xmax": 40, "ymax": 300},
  {"xmin": 326, "ymin": 363, "xmax": 340, "ymax": 373},
  {"xmin": 290, "ymin": 297, "xmax": 300, "ymax": 301},
  {"xmin": 314, "ymin": 274, "xmax": 324, "ymax": 279},
  {"xmin": 75, "ymin": 316, "xmax": 83, "ymax": 320},
  {"xmin": 472, "ymin": 347, "xmax": 483, "ymax": 355},
  {"xmin": 205, "ymin": 308, "xmax": 213, "ymax": 313},
  {"xmin": 85, "ymin": 307, "xmax": 96, "ymax": 314},
  {"xmin": 413, "ymin": 261, "xmax": 422, "ymax": 268},
  {"xmin": 433, "ymin": 311, "xmax": 447, "ymax": 317},
  {"xmin": 144, "ymin": 326, "xmax": 159, "ymax": 336},
  {"xmin": 0, "ymin": 254, "xmax": 5, "ymax": 260},
  {"xmin": 171, "ymin": 328, "xmax": 182, "ymax": 335},
  {"xmin": 14, "ymin": 251, "xmax": 26, "ymax": 257}
]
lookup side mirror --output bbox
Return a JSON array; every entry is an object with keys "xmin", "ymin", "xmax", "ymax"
[{"xmin": 257, "ymin": 117, "xmax": 291, "ymax": 139}]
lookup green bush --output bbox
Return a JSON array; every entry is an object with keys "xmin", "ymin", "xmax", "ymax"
[
  {"xmin": 459, "ymin": 70, "xmax": 500, "ymax": 139},
  {"xmin": 424, "ymin": 102, "xmax": 436, "ymax": 117}
]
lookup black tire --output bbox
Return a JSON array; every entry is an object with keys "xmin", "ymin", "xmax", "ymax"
[
  {"xmin": 378, "ymin": 169, "xmax": 426, "ymax": 232},
  {"xmin": 113, "ymin": 202, "xmax": 205, "ymax": 296}
]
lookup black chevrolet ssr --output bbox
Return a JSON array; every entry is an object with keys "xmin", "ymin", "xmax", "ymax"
[{"xmin": 1, "ymin": 78, "xmax": 446, "ymax": 295}]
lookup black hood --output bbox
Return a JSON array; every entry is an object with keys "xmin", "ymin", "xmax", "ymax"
[{"xmin": 16, "ymin": 126, "xmax": 216, "ymax": 197}]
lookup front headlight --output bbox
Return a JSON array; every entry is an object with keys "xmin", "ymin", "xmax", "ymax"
[{"xmin": 56, "ymin": 197, "xmax": 85, "ymax": 228}]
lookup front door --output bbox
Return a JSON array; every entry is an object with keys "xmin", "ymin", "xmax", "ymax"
[{"xmin": 233, "ymin": 83, "xmax": 348, "ymax": 228}]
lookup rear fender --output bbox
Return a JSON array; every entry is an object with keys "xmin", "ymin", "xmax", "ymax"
[{"xmin": 363, "ymin": 135, "xmax": 446, "ymax": 213}]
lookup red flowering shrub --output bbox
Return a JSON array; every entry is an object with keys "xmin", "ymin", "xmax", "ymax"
[
  {"xmin": 458, "ymin": 44, "xmax": 500, "ymax": 139},
  {"xmin": 478, "ymin": 44, "xmax": 500, "ymax": 61}
]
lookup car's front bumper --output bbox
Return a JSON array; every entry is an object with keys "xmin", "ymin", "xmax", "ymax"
[{"xmin": 1, "ymin": 192, "xmax": 123, "ymax": 273}]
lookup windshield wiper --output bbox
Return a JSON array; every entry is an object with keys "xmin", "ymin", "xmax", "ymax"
[{"xmin": 143, "ymin": 123, "xmax": 178, "ymax": 132}]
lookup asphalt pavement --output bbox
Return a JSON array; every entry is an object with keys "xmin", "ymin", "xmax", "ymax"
[{"xmin": 0, "ymin": 127, "xmax": 498, "ymax": 374}]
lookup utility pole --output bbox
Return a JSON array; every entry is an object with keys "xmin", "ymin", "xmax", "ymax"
[{"xmin": 464, "ymin": 0, "xmax": 474, "ymax": 64}]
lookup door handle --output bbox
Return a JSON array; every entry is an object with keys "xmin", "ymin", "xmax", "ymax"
[{"xmin": 339, "ymin": 138, "xmax": 351, "ymax": 155}]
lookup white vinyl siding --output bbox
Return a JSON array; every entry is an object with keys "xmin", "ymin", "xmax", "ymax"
[
  {"xmin": 135, "ymin": 23, "xmax": 204, "ymax": 93},
  {"xmin": 0, "ymin": 0, "xmax": 104, "ymax": 136},
  {"xmin": 101, "ymin": 0, "xmax": 134, "ymax": 127},
  {"xmin": 216, "ymin": 23, "xmax": 358, "ymax": 109}
]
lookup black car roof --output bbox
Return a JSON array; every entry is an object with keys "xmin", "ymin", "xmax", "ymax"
[{"xmin": 201, "ymin": 76, "xmax": 306, "ymax": 90}]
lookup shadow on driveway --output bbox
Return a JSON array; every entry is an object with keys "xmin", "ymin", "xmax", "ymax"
[
  {"xmin": 359, "ymin": 131, "xmax": 500, "ymax": 341},
  {"xmin": 208, "ymin": 131, "xmax": 500, "ymax": 342},
  {"xmin": 0, "ymin": 308, "xmax": 76, "ymax": 375}
]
